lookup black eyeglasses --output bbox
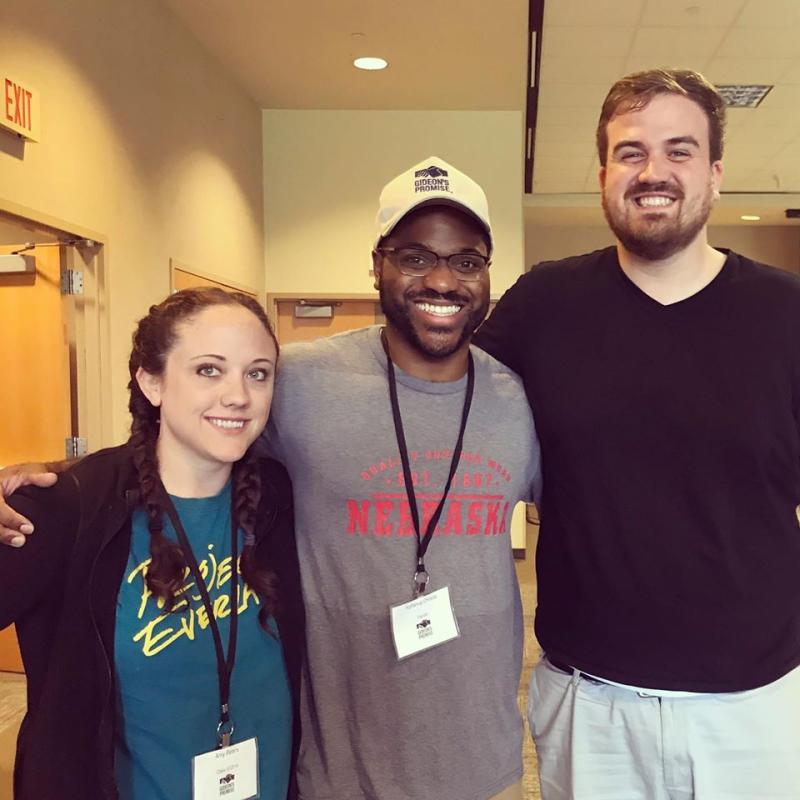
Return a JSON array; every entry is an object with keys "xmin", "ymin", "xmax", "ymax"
[{"xmin": 378, "ymin": 247, "xmax": 490, "ymax": 282}]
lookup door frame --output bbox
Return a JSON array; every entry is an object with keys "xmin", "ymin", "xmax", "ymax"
[
  {"xmin": 0, "ymin": 196, "xmax": 111, "ymax": 452},
  {"xmin": 266, "ymin": 291, "xmax": 380, "ymax": 321},
  {"xmin": 267, "ymin": 293, "xmax": 504, "ymax": 328},
  {"xmin": 267, "ymin": 291, "xmax": 380, "ymax": 308},
  {"xmin": 170, "ymin": 258, "xmax": 260, "ymax": 300},
  {"xmin": 266, "ymin": 292, "xmax": 382, "ymax": 344}
]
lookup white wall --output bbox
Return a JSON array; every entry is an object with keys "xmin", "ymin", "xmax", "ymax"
[
  {"xmin": 263, "ymin": 111, "xmax": 525, "ymax": 298},
  {"xmin": 525, "ymin": 224, "xmax": 613, "ymax": 267},
  {"xmin": 708, "ymin": 226, "xmax": 800, "ymax": 274},
  {"xmin": 525, "ymin": 223, "xmax": 800, "ymax": 274},
  {"xmin": 1, "ymin": 0, "xmax": 265, "ymax": 444}
]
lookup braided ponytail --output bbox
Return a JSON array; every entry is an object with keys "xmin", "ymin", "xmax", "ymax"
[
  {"xmin": 234, "ymin": 448, "xmax": 281, "ymax": 631},
  {"xmin": 128, "ymin": 385, "xmax": 186, "ymax": 610},
  {"xmin": 127, "ymin": 288, "xmax": 281, "ymax": 625}
]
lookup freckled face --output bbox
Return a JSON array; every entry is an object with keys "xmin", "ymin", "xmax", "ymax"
[
  {"xmin": 137, "ymin": 304, "xmax": 277, "ymax": 472},
  {"xmin": 599, "ymin": 93, "xmax": 723, "ymax": 260}
]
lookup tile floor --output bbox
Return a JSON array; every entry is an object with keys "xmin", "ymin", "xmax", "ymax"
[{"xmin": 0, "ymin": 671, "xmax": 24, "ymax": 800}]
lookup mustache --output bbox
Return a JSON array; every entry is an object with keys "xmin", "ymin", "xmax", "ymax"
[
  {"xmin": 626, "ymin": 182, "xmax": 684, "ymax": 200},
  {"xmin": 406, "ymin": 289, "xmax": 469, "ymax": 304}
]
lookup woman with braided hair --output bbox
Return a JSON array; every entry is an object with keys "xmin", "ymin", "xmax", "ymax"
[{"xmin": 0, "ymin": 288, "xmax": 303, "ymax": 800}]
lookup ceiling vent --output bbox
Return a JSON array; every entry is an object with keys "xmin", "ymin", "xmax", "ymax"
[{"xmin": 715, "ymin": 85, "xmax": 773, "ymax": 108}]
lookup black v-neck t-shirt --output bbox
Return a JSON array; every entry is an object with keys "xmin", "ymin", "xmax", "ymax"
[{"xmin": 475, "ymin": 247, "xmax": 800, "ymax": 691}]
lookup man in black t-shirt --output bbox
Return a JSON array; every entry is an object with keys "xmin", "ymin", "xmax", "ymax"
[{"xmin": 476, "ymin": 69, "xmax": 800, "ymax": 799}]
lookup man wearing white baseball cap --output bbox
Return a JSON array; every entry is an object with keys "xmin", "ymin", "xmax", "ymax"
[
  {"xmin": 263, "ymin": 155, "xmax": 540, "ymax": 799},
  {"xmin": 0, "ymin": 156, "xmax": 541, "ymax": 800}
]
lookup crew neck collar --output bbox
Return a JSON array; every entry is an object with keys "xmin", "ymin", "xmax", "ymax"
[{"xmin": 366, "ymin": 327, "xmax": 472, "ymax": 395}]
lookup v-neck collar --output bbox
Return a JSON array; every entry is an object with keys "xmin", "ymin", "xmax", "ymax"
[{"xmin": 607, "ymin": 247, "xmax": 735, "ymax": 312}]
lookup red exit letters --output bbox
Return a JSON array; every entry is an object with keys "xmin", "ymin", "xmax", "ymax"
[{"xmin": 4, "ymin": 78, "xmax": 33, "ymax": 134}]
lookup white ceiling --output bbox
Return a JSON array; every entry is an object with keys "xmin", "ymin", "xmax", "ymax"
[
  {"xmin": 535, "ymin": 0, "xmax": 800, "ymax": 198},
  {"xmin": 164, "ymin": 0, "xmax": 800, "ymax": 219},
  {"xmin": 162, "ymin": 0, "xmax": 528, "ymax": 111}
]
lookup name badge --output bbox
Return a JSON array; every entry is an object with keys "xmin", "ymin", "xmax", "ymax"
[
  {"xmin": 192, "ymin": 737, "xmax": 259, "ymax": 800},
  {"xmin": 389, "ymin": 586, "xmax": 460, "ymax": 660}
]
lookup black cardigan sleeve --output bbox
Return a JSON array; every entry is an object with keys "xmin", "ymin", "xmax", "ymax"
[
  {"xmin": 256, "ymin": 456, "xmax": 304, "ymax": 800},
  {"xmin": 0, "ymin": 474, "xmax": 80, "ymax": 629},
  {"xmin": 258, "ymin": 456, "xmax": 304, "ymax": 685}
]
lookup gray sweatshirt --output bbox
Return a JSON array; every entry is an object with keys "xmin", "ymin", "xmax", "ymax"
[{"xmin": 263, "ymin": 326, "xmax": 541, "ymax": 800}]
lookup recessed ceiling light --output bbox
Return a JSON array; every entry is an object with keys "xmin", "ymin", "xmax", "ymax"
[
  {"xmin": 740, "ymin": 215, "xmax": 761, "ymax": 221},
  {"xmin": 354, "ymin": 57, "xmax": 388, "ymax": 71}
]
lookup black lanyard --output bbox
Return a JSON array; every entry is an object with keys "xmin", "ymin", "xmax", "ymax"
[
  {"xmin": 382, "ymin": 332, "xmax": 475, "ymax": 596},
  {"xmin": 159, "ymin": 484, "xmax": 239, "ymax": 748}
]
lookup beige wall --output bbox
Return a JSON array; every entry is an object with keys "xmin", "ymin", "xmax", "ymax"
[
  {"xmin": 708, "ymin": 226, "xmax": 800, "ymax": 274},
  {"xmin": 525, "ymin": 224, "xmax": 614, "ymax": 267},
  {"xmin": 525, "ymin": 222, "xmax": 800, "ymax": 274},
  {"xmin": 263, "ymin": 110, "xmax": 525, "ymax": 299},
  {"xmin": 1, "ymin": 0, "xmax": 264, "ymax": 444}
]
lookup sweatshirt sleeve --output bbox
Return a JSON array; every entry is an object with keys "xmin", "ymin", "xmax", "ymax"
[{"xmin": 0, "ymin": 476, "xmax": 80, "ymax": 629}]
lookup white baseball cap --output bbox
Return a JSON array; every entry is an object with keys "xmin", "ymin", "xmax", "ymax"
[{"xmin": 374, "ymin": 156, "xmax": 493, "ymax": 254}]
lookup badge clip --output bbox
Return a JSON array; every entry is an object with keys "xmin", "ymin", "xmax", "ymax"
[
  {"xmin": 217, "ymin": 704, "xmax": 234, "ymax": 749},
  {"xmin": 413, "ymin": 558, "xmax": 429, "ymax": 597}
]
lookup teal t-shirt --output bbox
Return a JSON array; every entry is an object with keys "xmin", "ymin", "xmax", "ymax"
[{"xmin": 114, "ymin": 482, "xmax": 292, "ymax": 800}]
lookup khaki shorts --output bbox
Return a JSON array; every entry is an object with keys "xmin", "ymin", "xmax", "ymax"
[{"xmin": 528, "ymin": 657, "xmax": 800, "ymax": 799}]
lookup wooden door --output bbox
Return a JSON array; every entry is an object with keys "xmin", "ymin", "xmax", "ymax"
[
  {"xmin": 275, "ymin": 298, "xmax": 382, "ymax": 345},
  {"xmin": 0, "ymin": 244, "xmax": 72, "ymax": 673}
]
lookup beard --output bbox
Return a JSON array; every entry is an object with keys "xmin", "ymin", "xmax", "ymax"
[
  {"xmin": 378, "ymin": 285, "xmax": 489, "ymax": 360},
  {"xmin": 602, "ymin": 180, "xmax": 715, "ymax": 261}
]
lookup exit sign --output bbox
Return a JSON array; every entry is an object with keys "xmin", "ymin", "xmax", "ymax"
[{"xmin": 2, "ymin": 75, "xmax": 40, "ymax": 142}]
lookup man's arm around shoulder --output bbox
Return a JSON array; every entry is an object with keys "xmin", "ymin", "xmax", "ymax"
[
  {"xmin": 0, "ymin": 459, "xmax": 74, "ymax": 545},
  {"xmin": 0, "ymin": 472, "xmax": 80, "ymax": 626}
]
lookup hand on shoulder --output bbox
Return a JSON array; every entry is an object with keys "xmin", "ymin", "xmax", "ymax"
[{"xmin": 0, "ymin": 464, "xmax": 58, "ymax": 546}]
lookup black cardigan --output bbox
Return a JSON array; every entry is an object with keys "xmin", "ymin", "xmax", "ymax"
[{"xmin": 0, "ymin": 443, "xmax": 304, "ymax": 800}]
